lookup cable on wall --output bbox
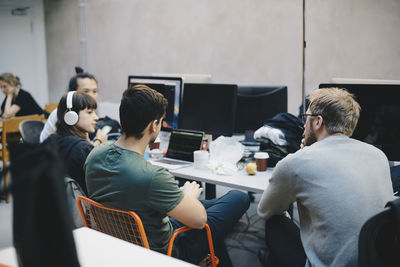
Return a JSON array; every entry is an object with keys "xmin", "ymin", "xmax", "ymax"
[
  {"xmin": 78, "ymin": 0, "xmax": 87, "ymax": 70},
  {"xmin": 302, "ymin": 0, "xmax": 306, "ymax": 113}
]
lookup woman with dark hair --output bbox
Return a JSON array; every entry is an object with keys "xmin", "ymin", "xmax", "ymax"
[
  {"xmin": 50, "ymin": 91, "xmax": 107, "ymax": 193},
  {"xmin": 40, "ymin": 70, "xmax": 99, "ymax": 142},
  {"xmin": 0, "ymin": 72, "xmax": 46, "ymax": 119}
]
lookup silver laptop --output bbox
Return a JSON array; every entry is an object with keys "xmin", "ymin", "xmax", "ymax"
[{"xmin": 151, "ymin": 129, "xmax": 204, "ymax": 170}]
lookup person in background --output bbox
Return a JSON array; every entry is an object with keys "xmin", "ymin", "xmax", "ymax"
[
  {"xmin": 48, "ymin": 91, "xmax": 107, "ymax": 194},
  {"xmin": 40, "ymin": 70, "xmax": 105, "ymax": 144},
  {"xmin": 257, "ymin": 87, "xmax": 394, "ymax": 267},
  {"xmin": 0, "ymin": 72, "xmax": 46, "ymax": 119},
  {"xmin": 85, "ymin": 84, "xmax": 250, "ymax": 266}
]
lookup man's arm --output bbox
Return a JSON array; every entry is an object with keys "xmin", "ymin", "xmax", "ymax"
[
  {"xmin": 257, "ymin": 159, "xmax": 296, "ymax": 220},
  {"xmin": 167, "ymin": 181, "xmax": 207, "ymax": 229}
]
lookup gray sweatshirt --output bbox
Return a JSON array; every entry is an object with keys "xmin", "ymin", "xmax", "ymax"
[{"xmin": 258, "ymin": 135, "xmax": 394, "ymax": 267}]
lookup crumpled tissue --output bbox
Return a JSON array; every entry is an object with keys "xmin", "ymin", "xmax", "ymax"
[{"xmin": 209, "ymin": 136, "xmax": 244, "ymax": 175}]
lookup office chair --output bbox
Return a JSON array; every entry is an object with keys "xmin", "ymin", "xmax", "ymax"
[
  {"xmin": 77, "ymin": 195, "xmax": 219, "ymax": 267},
  {"xmin": 19, "ymin": 119, "xmax": 45, "ymax": 144},
  {"xmin": 1, "ymin": 114, "xmax": 45, "ymax": 203},
  {"xmin": 358, "ymin": 198, "xmax": 400, "ymax": 267},
  {"xmin": 44, "ymin": 102, "xmax": 58, "ymax": 114}
]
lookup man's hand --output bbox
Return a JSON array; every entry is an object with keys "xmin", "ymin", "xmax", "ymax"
[
  {"xmin": 95, "ymin": 129, "xmax": 108, "ymax": 144},
  {"xmin": 300, "ymin": 131, "xmax": 307, "ymax": 149},
  {"xmin": 168, "ymin": 181, "xmax": 207, "ymax": 228},
  {"xmin": 300, "ymin": 137, "xmax": 305, "ymax": 149},
  {"xmin": 182, "ymin": 181, "xmax": 203, "ymax": 199}
]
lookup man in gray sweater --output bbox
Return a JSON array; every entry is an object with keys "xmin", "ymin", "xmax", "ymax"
[{"xmin": 257, "ymin": 87, "xmax": 394, "ymax": 267}]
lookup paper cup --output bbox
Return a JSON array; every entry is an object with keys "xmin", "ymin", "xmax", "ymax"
[
  {"xmin": 254, "ymin": 152, "xmax": 269, "ymax": 171},
  {"xmin": 193, "ymin": 150, "xmax": 209, "ymax": 170}
]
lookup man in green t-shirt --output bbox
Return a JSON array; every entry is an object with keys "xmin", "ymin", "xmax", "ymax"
[{"xmin": 85, "ymin": 84, "xmax": 250, "ymax": 266}]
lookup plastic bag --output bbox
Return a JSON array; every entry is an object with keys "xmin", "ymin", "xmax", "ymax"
[
  {"xmin": 254, "ymin": 125, "xmax": 288, "ymax": 146},
  {"xmin": 209, "ymin": 136, "xmax": 244, "ymax": 175}
]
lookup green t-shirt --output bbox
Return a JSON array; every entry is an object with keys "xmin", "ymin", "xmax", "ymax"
[{"xmin": 84, "ymin": 144, "xmax": 184, "ymax": 253}]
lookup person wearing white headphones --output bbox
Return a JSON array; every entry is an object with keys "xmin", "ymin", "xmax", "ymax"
[
  {"xmin": 40, "ymin": 71, "xmax": 104, "ymax": 143},
  {"xmin": 49, "ymin": 91, "xmax": 107, "ymax": 194}
]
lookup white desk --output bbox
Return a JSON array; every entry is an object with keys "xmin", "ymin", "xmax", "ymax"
[
  {"xmin": 170, "ymin": 165, "xmax": 272, "ymax": 193},
  {"xmin": 0, "ymin": 227, "xmax": 194, "ymax": 267},
  {"xmin": 151, "ymin": 132, "xmax": 271, "ymax": 195}
]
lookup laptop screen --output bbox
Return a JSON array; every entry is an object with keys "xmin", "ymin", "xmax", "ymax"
[{"xmin": 166, "ymin": 129, "xmax": 204, "ymax": 162}]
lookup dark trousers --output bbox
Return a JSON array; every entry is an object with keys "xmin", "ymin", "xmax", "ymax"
[
  {"xmin": 170, "ymin": 190, "xmax": 250, "ymax": 267},
  {"xmin": 264, "ymin": 215, "xmax": 307, "ymax": 267}
]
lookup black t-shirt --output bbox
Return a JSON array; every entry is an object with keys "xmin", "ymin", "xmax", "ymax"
[
  {"xmin": 49, "ymin": 134, "xmax": 94, "ymax": 194},
  {"xmin": 1, "ymin": 88, "xmax": 45, "ymax": 116}
]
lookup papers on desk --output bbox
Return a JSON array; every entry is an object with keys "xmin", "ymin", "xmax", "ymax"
[{"xmin": 210, "ymin": 162, "xmax": 238, "ymax": 176}]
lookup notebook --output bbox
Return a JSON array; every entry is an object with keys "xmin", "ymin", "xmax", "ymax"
[{"xmin": 151, "ymin": 129, "xmax": 204, "ymax": 170}]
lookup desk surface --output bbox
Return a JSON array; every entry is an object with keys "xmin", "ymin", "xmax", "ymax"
[
  {"xmin": 0, "ymin": 227, "xmax": 194, "ymax": 267},
  {"xmin": 154, "ymin": 132, "xmax": 271, "ymax": 193},
  {"xmin": 170, "ymin": 165, "xmax": 272, "ymax": 193}
]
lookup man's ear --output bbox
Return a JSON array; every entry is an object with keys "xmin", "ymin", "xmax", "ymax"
[
  {"xmin": 314, "ymin": 115, "xmax": 324, "ymax": 130},
  {"xmin": 149, "ymin": 120, "xmax": 158, "ymax": 133}
]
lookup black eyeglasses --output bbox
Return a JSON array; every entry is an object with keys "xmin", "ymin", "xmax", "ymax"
[{"xmin": 300, "ymin": 113, "xmax": 321, "ymax": 123}]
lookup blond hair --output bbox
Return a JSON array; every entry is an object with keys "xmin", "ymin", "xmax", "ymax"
[
  {"xmin": 0, "ymin": 72, "xmax": 21, "ymax": 87},
  {"xmin": 308, "ymin": 87, "xmax": 361, "ymax": 136}
]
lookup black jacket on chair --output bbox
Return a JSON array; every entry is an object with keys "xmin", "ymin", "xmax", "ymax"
[
  {"xmin": 8, "ymin": 140, "xmax": 80, "ymax": 267},
  {"xmin": 358, "ymin": 198, "xmax": 400, "ymax": 267}
]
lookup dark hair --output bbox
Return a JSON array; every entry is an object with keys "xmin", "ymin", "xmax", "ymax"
[
  {"xmin": 119, "ymin": 84, "xmax": 168, "ymax": 139},
  {"xmin": 68, "ymin": 72, "xmax": 97, "ymax": 92},
  {"xmin": 56, "ymin": 92, "xmax": 97, "ymax": 139},
  {"xmin": 75, "ymin": 66, "xmax": 84, "ymax": 74}
]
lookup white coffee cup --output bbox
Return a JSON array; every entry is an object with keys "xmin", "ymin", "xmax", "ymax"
[{"xmin": 193, "ymin": 150, "xmax": 209, "ymax": 170}]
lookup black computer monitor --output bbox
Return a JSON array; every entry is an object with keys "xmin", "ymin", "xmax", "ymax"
[
  {"xmin": 234, "ymin": 85, "xmax": 288, "ymax": 133},
  {"xmin": 179, "ymin": 83, "xmax": 238, "ymax": 138},
  {"xmin": 319, "ymin": 83, "xmax": 400, "ymax": 161},
  {"xmin": 128, "ymin": 75, "xmax": 183, "ymax": 130}
]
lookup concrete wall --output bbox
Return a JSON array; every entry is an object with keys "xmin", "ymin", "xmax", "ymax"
[
  {"xmin": 44, "ymin": 0, "xmax": 80, "ymax": 102},
  {"xmin": 307, "ymin": 0, "xmax": 400, "ymax": 92},
  {"xmin": 44, "ymin": 0, "xmax": 400, "ymax": 115}
]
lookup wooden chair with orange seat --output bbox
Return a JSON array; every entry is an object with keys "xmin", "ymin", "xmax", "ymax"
[
  {"xmin": 76, "ymin": 195, "xmax": 219, "ymax": 267},
  {"xmin": 1, "ymin": 114, "xmax": 46, "ymax": 203},
  {"xmin": 44, "ymin": 102, "xmax": 58, "ymax": 114}
]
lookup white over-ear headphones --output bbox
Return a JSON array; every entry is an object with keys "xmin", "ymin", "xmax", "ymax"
[{"xmin": 64, "ymin": 91, "xmax": 79, "ymax": 126}]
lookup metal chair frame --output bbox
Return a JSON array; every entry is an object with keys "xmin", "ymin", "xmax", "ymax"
[{"xmin": 77, "ymin": 195, "xmax": 218, "ymax": 267}]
